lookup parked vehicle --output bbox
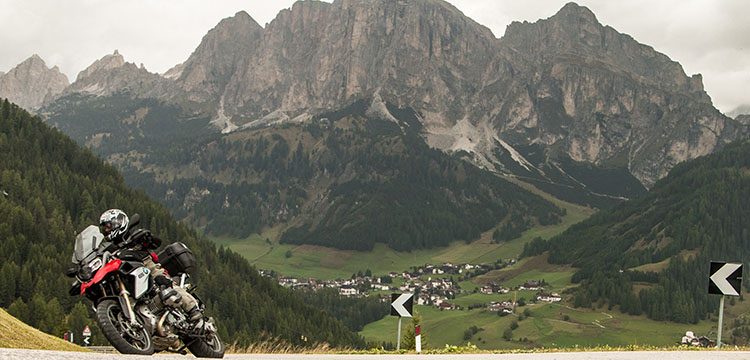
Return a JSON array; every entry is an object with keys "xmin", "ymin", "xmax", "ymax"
[
  {"xmin": 679, "ymin": 330, "xmax": 716, "ymax": 348},
  {"xmin": 66, "ymin": 214, "xmax": 224, "ymax": 357}
]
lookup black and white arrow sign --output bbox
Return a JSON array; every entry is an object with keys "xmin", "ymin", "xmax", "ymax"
[
  {"xmin": 709, "ymin": 261, "xmax": 742, "ymax": 296},
  {"xmin": 390, "ymin": 293, "xmax": 413, "ymax": 318}
]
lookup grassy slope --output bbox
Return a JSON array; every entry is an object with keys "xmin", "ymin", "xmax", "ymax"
[
  {"xmin": 359, "ymin": 251, "xmax": 748, "ymax": 349},
  {"xmin": 360, "ymin": 298, "xmax": 721, "ymax": 350},
  {"xmin": 210, "ymin": 179, "xmax": 594, "ymax": 280},
  {"xmin": 0, "ymin": 308, "xmax": 87, "ymax": 351},
  {"xmin": 359, "ymin": 302, "xmax": 700, "ymax": 349}
]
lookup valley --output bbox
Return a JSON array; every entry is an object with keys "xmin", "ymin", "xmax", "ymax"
[
  {"xmin": 2, "ymin": 0, "xmax": 750, "ymax": 354},
  {"xmin": 210, "ymin": 179, "xmax": 594, "ymax": 280}
]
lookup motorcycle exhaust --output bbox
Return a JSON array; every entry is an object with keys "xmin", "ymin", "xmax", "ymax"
[{"xmin": 157, "ymin": 311, "xmax": 169, "ymax": 337}]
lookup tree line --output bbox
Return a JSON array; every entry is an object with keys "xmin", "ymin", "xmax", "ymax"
[{"xmin": 44, "ymin": 93, "xmax": 565, "ymax": 252}]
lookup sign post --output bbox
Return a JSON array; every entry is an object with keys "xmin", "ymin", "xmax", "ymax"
[
  {"xmin": 82, "ymin": 325, "xmax": 92, "ymax": 346},
  {"xmin": 415, "ymin": 325, "xmax": 421, "ymax": 353},
  {"xmin": 390, "ymin": 293, "xmax": 413, "ymax": 351},
  {"xmin": 709, "ymin": 261, "xmax": 743, "ymax": 348},
  {"xmin": 397, "ymin": 317, "xmax": 402, "ymax": 351}
]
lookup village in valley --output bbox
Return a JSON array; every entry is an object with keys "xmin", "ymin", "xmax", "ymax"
[{"xmin": 262, "ymin": 261, "xmax": 563, "ymax": 314}]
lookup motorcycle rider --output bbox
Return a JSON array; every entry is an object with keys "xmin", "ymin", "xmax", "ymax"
[{"xmin": 98, "ymin": 209, "xmax": 203, "ymax": 324}]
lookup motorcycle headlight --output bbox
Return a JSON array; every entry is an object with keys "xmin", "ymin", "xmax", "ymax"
[
  {"xmin": 78, "ymin": 258, "xmax": 103, "ymax": 282},
  {"xmin": 88, "ymin": 258, "xmax": 103, "ymax": 272},
  {"xmin": 78, "ymin": 266, "xmax": 93, "ymax": 281}
]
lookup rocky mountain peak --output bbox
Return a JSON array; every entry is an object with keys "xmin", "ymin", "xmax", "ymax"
[
  {"xmin": 65, "ymin": 50, "xmax": 165, "ymax": 97},
  {"xmin": 210, "ymin": 0, "xmax": 496, "ymax": 130},
  {"xmin": 75, "ymin": 50, "xmax": 126, "ymax": 82},
  {"xmin": 26, "ymin": 54, "xmax": 47, "ymax": 66},
  {"xmin": 555, "ymin": 2, "xmax": 598, "ymax": 23},
  {"xmin": 0, "ymin": 54, "xmax": 69, "ymax": 110},
  {"xmin": 501, "ymin": 2, "xmax": 708, "ymax": 101},
  {"xmin": 172, "ymin": 10, "xmax": 264, "ymax": 101},
  {"xmin": 43, "ymin": 0, "xmax": 749, "ymax": 198}
]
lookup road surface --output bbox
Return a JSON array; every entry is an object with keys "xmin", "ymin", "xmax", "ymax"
[{"xmin": 2, "ymin": 349, "xmax": 750, "ymax": 360}]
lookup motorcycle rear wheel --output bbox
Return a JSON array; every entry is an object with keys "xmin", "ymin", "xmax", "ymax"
[{"xmin": 96, "ymin": 299, "xmax": 154, "ymax": 355}]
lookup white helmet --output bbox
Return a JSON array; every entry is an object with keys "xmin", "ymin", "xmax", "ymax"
[{"xmin": 99, "ymin": 209, "xmax": 129, "ymax": 241}]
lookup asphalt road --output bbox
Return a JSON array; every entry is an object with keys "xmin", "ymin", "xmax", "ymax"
[{"xmin": 2, "ymin": 349, "xmax": 750, "ymax": 360}]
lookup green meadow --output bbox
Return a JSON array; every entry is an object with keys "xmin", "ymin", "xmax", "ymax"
[
  {"xmin": 360, "ymin": 302, "xmax": 717, "ymax": 349},
  {"xmin": 207, "ymin": 179, "xmax": 594, "ymax": 280},
  {"xmin": 205, "ymin": 179, "xmax": 724, "ymax": 350}
]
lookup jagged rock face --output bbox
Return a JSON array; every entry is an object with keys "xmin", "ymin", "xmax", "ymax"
[
  {"xmin": 171, "ymin": 11, "xmax": 264, "ymax": 104},
  {"xmin": 165, "ymin": 0, "xmax": 747, "ymax": 187},
  {"xmin": 482, "ymin": 3, "xmax": 747, "ymax": 186},
  {"xmin": 490, "ymin": 4, "xmax": 744, "ymax": 188},
  {"xmin": 178, "ymin": 0, "xmax": 495, "ymax": 128},
  {"xmin": 45, "ymin": 0, "xmax": 749, "ymax": 190},
  {"xmin": 0, "ymin": 54, "xmax": 69, "ymax": 110},
  {"xmin": 63, "ymin": 50, "xmax": 168, "ymax": 97}
]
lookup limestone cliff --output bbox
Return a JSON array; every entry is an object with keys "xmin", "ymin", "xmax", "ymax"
[
  {"xmin": 43, "ymin": 0, "xmax": 750, "ymax": 193},
  {"xmin": 0, "ymin": 55, "xmax": 69, "ymax": 111}
]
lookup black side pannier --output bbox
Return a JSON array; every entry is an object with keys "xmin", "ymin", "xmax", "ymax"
[{"xmin": 158, "ymin": 242, "xmax": 196, "ymax": 275}]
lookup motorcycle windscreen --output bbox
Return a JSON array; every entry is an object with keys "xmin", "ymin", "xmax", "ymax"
[{"xmin": 73, "ymin": 225, "xmax": 105, "ymax": 263}]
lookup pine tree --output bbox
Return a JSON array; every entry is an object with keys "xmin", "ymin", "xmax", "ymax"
[{"xmin": 400, "ymin": 310, "xmax": 425, "ymax": 350}]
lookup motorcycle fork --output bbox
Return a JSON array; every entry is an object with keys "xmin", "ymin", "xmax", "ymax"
[{"xmin": 116, "ymin": 274, "xmax": 139, "ymax": 326}]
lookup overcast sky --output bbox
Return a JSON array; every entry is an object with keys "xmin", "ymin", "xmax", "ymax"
[{"xmin": 1, "ymin": 0, "xmax": 747, "ymax": 113}]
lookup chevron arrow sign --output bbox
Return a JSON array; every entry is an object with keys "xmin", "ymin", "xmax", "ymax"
[
  {"xmin": 709, "ymin": 262, "xmax": 742, "ymax": 296},
  {"xmin": 391, "ymin": 293, "xmax": 413, "ymax": 317}
]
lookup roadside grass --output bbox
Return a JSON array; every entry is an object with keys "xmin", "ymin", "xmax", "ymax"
[
  {"xmin": 226, "ymin": 337, "xmax": 354, "ymax": 354},
  {"xmin": 0, "ymin": 308, "xmax": 88, "ymax": 352}
]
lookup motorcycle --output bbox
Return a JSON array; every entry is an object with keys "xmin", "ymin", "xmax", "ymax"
[
  {"xmin": 66, "ymin": 214, "xmax": 224, "ymax": 357},
  {"xmin": 678, "ymin": 330, "xmax": 716, "ymax": 348}
]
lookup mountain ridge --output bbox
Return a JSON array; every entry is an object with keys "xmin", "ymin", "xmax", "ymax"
[
  {"xmin": 36, "ymin": 1, "xmax": 745, "ymax": 188},
  {"xmin": 17, "ymin": 0, "xmax": 750, "ymax": 242}
]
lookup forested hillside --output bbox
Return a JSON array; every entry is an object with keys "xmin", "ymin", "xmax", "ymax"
[
  {"xmin": 0, "ymin": 98, "xmax": 366, "ymax": 348},
  {"xmin": 78, "ymin": 98, "xmax": 565, "ymax": 251},
  {"xmin": 523, "ymin": 140, "xmax": 750, "ymax": 323}
]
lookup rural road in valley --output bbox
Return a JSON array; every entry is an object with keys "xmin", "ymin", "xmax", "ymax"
[{"xmin": 2, "ymin": 349, "xmax": 750, "ymax": 360}]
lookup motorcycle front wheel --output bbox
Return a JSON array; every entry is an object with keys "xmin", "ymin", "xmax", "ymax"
[
  {"xmin": 187, "ymin": 331, "xmax": 225, "ymax": 358},
  {"xmin": 96, "ymin": 299, "xmax": 154, "ymax": 355}
]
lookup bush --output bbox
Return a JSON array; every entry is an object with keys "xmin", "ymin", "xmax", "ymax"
[{"xmin": 503, "ymin": 328, "xmax": 513, "ymax": 341}]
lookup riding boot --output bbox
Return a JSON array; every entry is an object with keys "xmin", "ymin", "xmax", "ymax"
[
  {"xmin": 187, "ymin": 305, "xmax": 202, "ymax": 322},
  {"xmin": 159, "ymin": 286, "xmax": 182, "ymax": 307}
]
